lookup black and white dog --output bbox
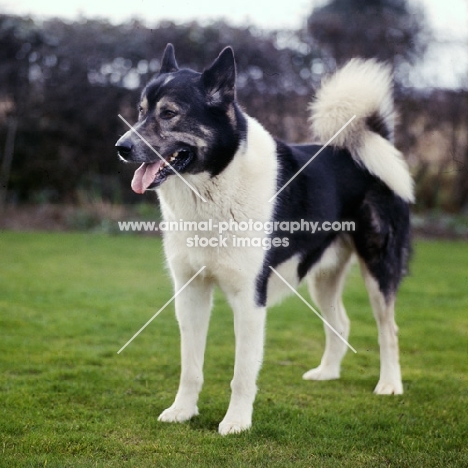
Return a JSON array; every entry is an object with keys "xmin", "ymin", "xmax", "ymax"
[{"xmin": 116, "ymin": 44, "xmax": 413, "ymax": 435}]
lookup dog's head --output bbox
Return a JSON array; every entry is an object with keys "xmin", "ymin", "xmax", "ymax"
[{"xmin": 116, "ymin": 44, "xmax": 246, "ymax": 193}]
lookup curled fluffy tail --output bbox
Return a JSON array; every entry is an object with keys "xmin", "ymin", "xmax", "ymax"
[{"xmin": 309, "ymin": 59, "xmax": 414, "ymax": 203}]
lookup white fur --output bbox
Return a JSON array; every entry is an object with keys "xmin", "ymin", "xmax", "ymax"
[
  {"xmin": 159, "ymin": 116, "xmax": 278, "ymax": 286},
  {"xmin": 360, "ymin": 263, "xmax": 403, "ymax": 395},
  {"xmin": 309, "ymin": 59, "xmax": 414, "ymax": 203},
  {"xmin": 266, "ymin": 254, "xmax": 301, "ymax": 307},
  {"xmin": 157, "ymin": 116, "xmax": 278, "ymax": 435},
  {"xmin": 303, "ymin": 237, "xmax": 354, "ymax": 380}
]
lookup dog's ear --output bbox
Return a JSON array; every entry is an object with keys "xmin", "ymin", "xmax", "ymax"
[
  {"xmin": 202, "ymin": 47, "xmax": 236, "ymax": 104},
  {"xmin": 160, "ymin": 43, "xmax": 179, "ymax": 73}
]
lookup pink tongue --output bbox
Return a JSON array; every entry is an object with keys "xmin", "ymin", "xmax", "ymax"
[{"xmin": 131, "ymin": 161, "xmax": 163, "ymax": 194}]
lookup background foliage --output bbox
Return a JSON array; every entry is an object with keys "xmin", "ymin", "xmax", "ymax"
[{"xmin": 0, "ymin": 0, "xmax": 467, "ymax": 212}]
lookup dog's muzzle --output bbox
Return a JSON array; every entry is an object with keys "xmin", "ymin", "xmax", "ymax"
[{"xmin": 115, "ymin": 132, "xmax": 133, "ymax": 160}]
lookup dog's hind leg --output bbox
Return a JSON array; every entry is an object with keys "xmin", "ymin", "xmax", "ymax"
[
  {"xmin": 158, "ymin": 274, "xmax": 213, "ymax": 423},
  {"xmin": 352, "ymin": 189, "xmax": 410, "ymax": 395},
  {"xmin": 303, "ymin": 242, "xmax": 353, "ymax": 381},
  {"xmin": 218, "ymin": 288, "xmax": 267, "ymax": 436},
  {"xmin": 360, "ymin": 264, "xmax": 403, "ymax": 395}
]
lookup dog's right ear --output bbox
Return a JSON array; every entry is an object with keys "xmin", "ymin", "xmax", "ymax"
[
  {"xmin": 202, "ymin": 47, "xmax": 236, "ymax": 105},
  {"xmin": 160, "ymin": 43, "xmax": 179, "ymax": 73}
]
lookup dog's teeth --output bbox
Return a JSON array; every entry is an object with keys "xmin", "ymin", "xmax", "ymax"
[{"xmin": 162, "ymin": 152, "xmax": 178, "ymax": 168}]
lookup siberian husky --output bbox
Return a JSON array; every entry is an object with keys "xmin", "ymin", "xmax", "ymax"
[{"xmin": 116, "ymin": 44, "xmax": 413, "ymax": 435}]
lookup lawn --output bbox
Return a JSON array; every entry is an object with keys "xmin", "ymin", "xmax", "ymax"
[{"xmin": 0, "ymin": 232, "xmax": 467, "ymax": 467}]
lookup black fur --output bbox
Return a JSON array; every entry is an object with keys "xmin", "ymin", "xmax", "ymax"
[
  {"xmin": 255, "ymin": 142, "xmax": 411, "ymax": 306},
  {"xmin": 160, "ymin": 43, "xmax": 179, "ymax": 73},
  {"xmin": 366, "ymin": 112, "xmax": 392, "ymax": 141}
]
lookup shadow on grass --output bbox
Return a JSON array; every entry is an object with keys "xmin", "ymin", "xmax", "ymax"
[{"xmin": 189, "ymin": 414, "xmax": 222, "ymax": 432}]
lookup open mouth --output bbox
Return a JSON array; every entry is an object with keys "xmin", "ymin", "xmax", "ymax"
[{"xmin": 131, "ymin": 149, "xmax": 194, "ymax": 194}]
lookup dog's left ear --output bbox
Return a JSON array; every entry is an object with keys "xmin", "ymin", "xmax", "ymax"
[
  {"xmin": 160, "ymin": 43, "xmax": 179, "ymax": 73},
  {"xmin": 202, "ymin": 47, "xmax": 236, "ymax": 104}
]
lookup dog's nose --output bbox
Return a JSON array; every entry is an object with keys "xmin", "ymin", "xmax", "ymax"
[{"xmin": 115, "ymin": 133, "xmax": 133, "ymax": 160}]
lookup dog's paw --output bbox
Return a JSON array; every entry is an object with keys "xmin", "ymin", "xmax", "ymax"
[
  {"xmin": 374, "ymin": 380, "xmax": 403, "ymax": 395},
  {"xmin": 158, "ymin": 405, "xmax": 199, "ymax": 423},
  {"xmin": 302, "ymin": 366, "xmax": 340, "ymax": 381},
  {"xmin": 218, "ymin": 419, "xmax": 251, "ymax": 436}
]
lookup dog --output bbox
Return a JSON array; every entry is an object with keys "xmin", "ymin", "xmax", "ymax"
[{"xmin": 115, "ymin": 44, "xmax": 413, "ymax": 435}]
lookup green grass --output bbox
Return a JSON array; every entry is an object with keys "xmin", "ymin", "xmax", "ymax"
[{"xmin": 0, "ymin": 232, "xmax": 467, "ymax": 467}]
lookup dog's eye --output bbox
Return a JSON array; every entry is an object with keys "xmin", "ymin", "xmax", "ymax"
[
  {"xmin": 160, "ymin": 109, "xmax": 177, "ymax": 120},
  {"xmin": 138, "ymin": 106, "xmax": 144, "ymax": 115}
]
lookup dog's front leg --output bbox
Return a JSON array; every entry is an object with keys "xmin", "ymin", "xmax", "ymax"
[
  {"xmin": 219, "ymin": 293, "xmax": 266, "ymax": 435},
  {"xmin": 158, "ymin": 275, "xmax": 213, "ymax": 423}
]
